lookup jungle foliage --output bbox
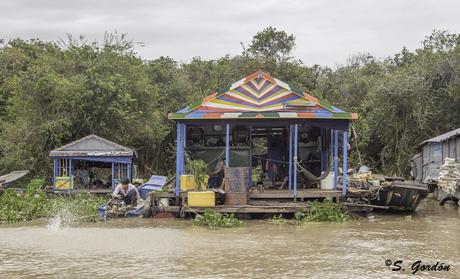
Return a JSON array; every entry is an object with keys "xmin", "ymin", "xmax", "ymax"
[{"xmin": 1, "ymin": 28, "xmax": 460, "ymax": 179}]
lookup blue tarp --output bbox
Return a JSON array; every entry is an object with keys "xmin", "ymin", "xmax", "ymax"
[{"xmin": 138, "ymin": 175, "xmax": 167, "ymax": 199}]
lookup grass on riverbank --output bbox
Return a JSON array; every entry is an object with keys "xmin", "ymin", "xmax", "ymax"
[{"xmin": 0, "ymin": 179, "xmax": 108, "ymax": 224}]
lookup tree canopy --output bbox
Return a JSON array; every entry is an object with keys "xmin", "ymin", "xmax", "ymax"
[{"xmin": 0, "ymin": 28, "xmax": 459, "ymax": 180}]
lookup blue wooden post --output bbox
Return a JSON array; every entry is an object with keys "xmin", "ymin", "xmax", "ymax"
[
  {"xmin": 181, "ymin": 124, "xmax": 186, "ymax": 186},
  {"xmin": 225, "ymin": 123, "xmax": 230, "ymax": 167},
  {"xmin": 249, "ymin": 126, "xmax": 253, "ymax": 186},
  {"xmin": 181, "ymin": 123, "xmax": 186, "ymax": 175},
  {"xmin": 53, "ymin": 159, "xmax": 57, "ymax": 190},
  {"xmin": 111, "ymin": 162, "xmax": 115, "ymax": 191},
  {"xmin": 68, "ymin": 159, "xmax": 72, "ymax": 193},
  {"xmin": 288, "ymin": 125, "xmax": 293, "ymax": 192},
  {"xmin": 127, "ymin": 163, "xmax": 131, "ymax": 181},
  {"xmin": 333, "ymin": 130, "xmax": 339, "ymax": 190},
  {"xmin": 342, "ymin": 130, "xmax": 348, "ymax": 196},
  {"xmin": 175, "ymin": 123, "xmax": 185, "ymax": 196},
  {"xmin": 293, "ymin": 124, "xmax": 298, "ymax": 198}
]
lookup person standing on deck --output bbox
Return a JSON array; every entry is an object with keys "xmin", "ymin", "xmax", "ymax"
[
  {"xmin": 112, "ymin": 178, "xmax": 141, "ymax": 206},
  {"xmin": 208, "ymin": 157, "xmax": 225, "ymax": 188}
]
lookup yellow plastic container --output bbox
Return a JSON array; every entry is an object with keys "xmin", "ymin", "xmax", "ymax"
[
  {"xmin": 55, "ymin": 176, "xmax": 74, "ymax": 190},
  {"xmin": 180, "ymin": 175, "xmax": 195, "ymax": 191},
  {"xmin": 180, "ymin": 175, "xmax": 209, "ymax": 191},
  {"xmin": 187, "ymin": 191, "xmax": 215, "ymax": 207}
]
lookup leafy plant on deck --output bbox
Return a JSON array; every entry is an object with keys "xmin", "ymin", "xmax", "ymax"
[{"xmin": 186, "ymin": 159, "xmax": 208, "ymax": 191}]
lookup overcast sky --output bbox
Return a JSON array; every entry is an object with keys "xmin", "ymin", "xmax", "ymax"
[{"xmin": 1, "ymin": 0, "xmax": 459, "ymax": 66}]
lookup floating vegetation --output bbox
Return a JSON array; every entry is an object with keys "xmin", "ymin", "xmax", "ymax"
[
  {"xmin": 0, "ymin": 179, "xmax": 50, "ymax": 223},
  {"xmin": 268, "ymin": 214, "xmax": 288, "ymax": 224},
  {"xmin": 0, "ymin": 178, "xmax": 108, "ymax": 224},
  {"xmin": 295, "ymin": 199, "xmax": 350, "ymax": 223},
  {"xmin": 192, "ymin": 209, "xmax": 245, "ymax": 229},
  {"xmin": 264, "ymin": 200, "xmax": 350, "ymax": 225}
]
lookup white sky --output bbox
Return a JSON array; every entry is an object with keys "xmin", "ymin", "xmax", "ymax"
[{"xmin": 1, "ymin": 0, "xmax": 459, "ymax": 66}]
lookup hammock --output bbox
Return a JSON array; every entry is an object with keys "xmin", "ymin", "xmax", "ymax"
[{"xmin": 295, "ymin": 158, "xmax": 332, "ymax": 182}]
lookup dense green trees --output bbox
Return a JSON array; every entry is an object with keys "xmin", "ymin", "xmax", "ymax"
[{"xmin": 0, "ymin": 29, "xmax": 459, "ymax": 181}]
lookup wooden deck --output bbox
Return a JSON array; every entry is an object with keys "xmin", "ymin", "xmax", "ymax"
[
  {"xmin": 148, "ymin": 188, "xmax": 381, "ymax": 216},
  {"xmin": 156, "ymin": 204, "xmax": 309, "ymax": 214},
  {"xmin": 249, "ymin": 189, "xmax": 342, "ymax": 201},
  {"xmin": 150, "ymin": 188, "xmax": 343, "ymax": 202}
]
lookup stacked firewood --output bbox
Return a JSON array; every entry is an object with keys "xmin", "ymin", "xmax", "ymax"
[{"xmin": 438, "ymin": 158, "xmax": 460, "ymax": 195}]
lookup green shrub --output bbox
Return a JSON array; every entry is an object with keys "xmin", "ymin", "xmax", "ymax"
[{"xmin": 192, "ymin": 209, "xmax": 245, "ymax": 229}]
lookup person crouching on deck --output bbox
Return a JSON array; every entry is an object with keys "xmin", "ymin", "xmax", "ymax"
[{"xmin": 112, "ymin": 178, "xmax": 141, "ymax": 206}]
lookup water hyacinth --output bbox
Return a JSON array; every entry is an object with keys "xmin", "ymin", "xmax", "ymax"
[
  {"xmin": 192, "ymin": 209, "xmax": 245, "ymax": 229},
  {"xmin": 294, "ymin": 199, "xmax": 350, "ymax": 223},
  {"xmin": 0, "ymin": 178, "xmax": 108, "ymax": 224}
]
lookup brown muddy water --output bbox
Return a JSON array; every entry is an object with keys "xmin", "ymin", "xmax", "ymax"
[{"xmin": 0, "ymin": 199, "xmax": 459, "ymax": 279}]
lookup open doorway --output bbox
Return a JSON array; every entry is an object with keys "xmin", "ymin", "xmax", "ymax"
[{"xmin": 251, "ymin": 127, "xmax": 289, "ymax": 189}]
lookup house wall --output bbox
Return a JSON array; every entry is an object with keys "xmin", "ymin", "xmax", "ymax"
[
  {"xmin": 457, "ymin": 137, "xmax": 460, "ymax": 161},
  {"xmin": 417, "ymin": 135, "xmax": 460, "ymax": 183}
]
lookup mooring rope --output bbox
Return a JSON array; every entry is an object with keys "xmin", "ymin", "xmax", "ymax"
[{"xmin": 182, "ymin": 204, "xmax": 203, "ymax": 218}]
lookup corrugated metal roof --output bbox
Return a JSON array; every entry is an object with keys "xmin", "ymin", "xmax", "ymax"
[
  {"xmin": 420, "ymin": 128, "xmax": 460, "ymax": 146},
  {"xmin": 168, "ymin": 70, "xmax": 358, "ymax": 121},
  {"xmin": 50, "ymin": 134, "xmax": 134, "ymax": 157},
  {"xmin": 0, "ymin": 170, "xmax": 29, "ymax": 185}
]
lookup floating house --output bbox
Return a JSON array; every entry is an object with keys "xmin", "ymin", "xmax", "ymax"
[
  {"xmin": 49, "ymin": 134, "xmax": 135, "ymax": 191},
  {"xmin": 168, "ymin": 70, "xmax": 357, "ymax": 200},
  {"xmin": 411, "ymin": 128, "xmax": 460, "ymax": 183}
]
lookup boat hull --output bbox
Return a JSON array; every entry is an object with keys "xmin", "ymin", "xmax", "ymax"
[{"xmin": 371, "ymin": 181, "xmax": 429, "ymax": 211}]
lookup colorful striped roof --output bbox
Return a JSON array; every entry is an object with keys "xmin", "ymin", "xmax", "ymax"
[{"xmin": 168, "ymin": 70, "xmax": 358, "ymax": 120}]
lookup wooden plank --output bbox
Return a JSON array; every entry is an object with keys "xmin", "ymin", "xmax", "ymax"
[
  {"xmin": 341, "ymin": 202, "xmax": 389, "ymax": 210},
  {"xmin": 249, "ymin": 189, "xmax": 342, "ymax": 199},
  {"xmin": 151, "ymin": 191, "xmax": 176, "ymax": 198}
]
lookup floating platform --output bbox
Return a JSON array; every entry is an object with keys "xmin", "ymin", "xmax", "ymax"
[
  {"xmin": 153, "ymin": 202, "xmax": 383, "ymax": 215},
  {"xmin": 148, "ymin": 188, "xmax": 384, "ymax": 217}
]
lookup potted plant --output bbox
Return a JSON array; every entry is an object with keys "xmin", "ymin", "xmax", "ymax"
[{"xmin": 186, "ymin": 160, "xmax": 214, "ymax": 207}]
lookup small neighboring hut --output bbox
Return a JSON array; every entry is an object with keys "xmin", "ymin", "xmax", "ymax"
[
  {"xmin": 168, "ymin": 70, "xmax": 358, "ymax": 200},
  {"xmin": 411, "ymin": 128, "xmax": 460, "ymax": 183},
  {"xmin": 49, "ymin": 134, "xmax": 135, "ymax": 192}
]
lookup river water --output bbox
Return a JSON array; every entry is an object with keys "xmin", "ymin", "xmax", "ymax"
[{"xmin": 0, "ymin": 199, "xmax": 459, "ymax": 279}]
